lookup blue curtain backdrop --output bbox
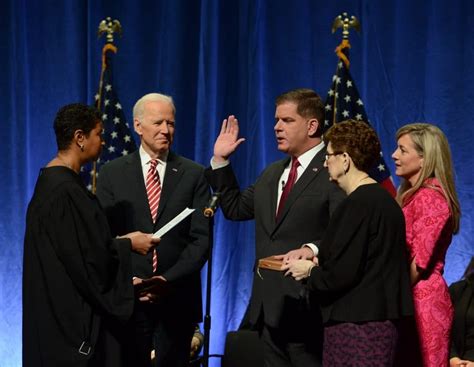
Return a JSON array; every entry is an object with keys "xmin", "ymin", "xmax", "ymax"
[{"xmin": 1, "ymin": 1, "xmax": 473, "ymax": 365}]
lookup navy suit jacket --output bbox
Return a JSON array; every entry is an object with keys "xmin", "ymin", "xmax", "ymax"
[
  {"xmin": 96, "ymin": 150, "xmax": 210, "ymax": 322},
  {"xmin": 205, "ymin": 148, "xmax": 345, "ymax": 328}
]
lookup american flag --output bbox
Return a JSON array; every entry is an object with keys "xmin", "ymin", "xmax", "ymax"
[
  {"xmin": 323, "ymin": 47, "xmax": 396, "ymax": 196},
  {"xmin": 81, "ymin": 47, "xmax": 137, "ymax": 191}
]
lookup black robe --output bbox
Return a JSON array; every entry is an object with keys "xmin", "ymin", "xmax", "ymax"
[{"xmin": 23, "ymin": 166, "xmax": 134, "ymax": 366}]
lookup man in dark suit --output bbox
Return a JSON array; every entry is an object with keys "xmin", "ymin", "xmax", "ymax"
[
  {"xmin": 96, "ymin": 93, "xmax": 210, "ymax": 367},
  {"xmin": 205, "ymin": 89, "xmax": 345, "ymax": 367}
]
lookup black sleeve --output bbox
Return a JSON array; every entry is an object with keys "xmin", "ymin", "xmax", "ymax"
[
  {"xmin": 311, "ymin": 181, "xmax": 346, "ymax": 248},
  {"xmin": 162, "ymin": 169, "xmax": 211, "ymax": 281},
  {"xmin": 204, "ymin": 164, "xmax": 255, "ymax": 221},
  {"xmin": 308, "ymin": 200, "xmax": 368, "ymax": 293},
  {"xmin": 47, "ymin": 184, "xmax": 134, "ymax": 320}
]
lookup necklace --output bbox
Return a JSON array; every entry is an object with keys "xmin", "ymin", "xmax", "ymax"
[
  {"xmin": 356, "ymin": 175, "xmax": 370, "ymax": 185},
  {"xmin": 56, "ymin": 156, "xmax": 73, "ymax": 170}
]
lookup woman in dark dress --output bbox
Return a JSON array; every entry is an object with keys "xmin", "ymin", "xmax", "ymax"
[
  {"xmin": 23, "ymin": 103, "xmax": 158, "ymax": 367},
  {"xmin": 282, "ymin": 120, "xmax": 413, "ymax": 366},
  {"xmin": 450, "ymin": 257, "xmax": 474, "ymax": 367}
]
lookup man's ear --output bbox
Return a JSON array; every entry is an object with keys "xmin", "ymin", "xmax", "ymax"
[
  {"xmin": 134, "ymin": 118, "xmax": 142, "ymax": 136},
  {"xmin": 308, "ymin": 118, "xmax": 319, "ymax": 137}
]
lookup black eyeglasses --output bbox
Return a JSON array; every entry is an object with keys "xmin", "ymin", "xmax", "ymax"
[{"xmin": 325, "ymin": 152, "xmax": 343, "ymax": 161}]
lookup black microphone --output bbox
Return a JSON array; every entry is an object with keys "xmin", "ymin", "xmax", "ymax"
[{"xmin": 203, "ymin": 192, "xmax": 221, "ymax": 218}]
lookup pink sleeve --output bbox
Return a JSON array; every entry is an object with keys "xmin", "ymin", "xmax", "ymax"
[{"xmin": 409, "ymin": 189, "xmax": 451, "ymax": 270}]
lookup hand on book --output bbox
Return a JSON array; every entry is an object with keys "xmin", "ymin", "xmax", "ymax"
[
  {"xmin": 274, "ymin": 247, "xmax": 315, "ymax": 264},
  {"xmin": 281, "ymin": 259, "xmax": 316, "ymax": 281}
]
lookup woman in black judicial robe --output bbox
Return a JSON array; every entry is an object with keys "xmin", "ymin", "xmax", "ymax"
[
  {"xmin": 22, "ymin": 104, "xmax": 158, "ymax": 367},
  {"xmin": 282, "ymin": 120, "xmax": 413, "ymax": 366}
]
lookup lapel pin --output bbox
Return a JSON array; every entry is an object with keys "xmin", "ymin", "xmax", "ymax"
[
  {"xmin": 312, "ymin": 167, "xmax": 318, "ymax": 172},
  {"xmin": 172, "ymin": 168, "xmax": 178, "ymax": 172}
]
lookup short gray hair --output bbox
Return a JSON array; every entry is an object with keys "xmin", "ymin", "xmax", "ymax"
[{"xmin": 133, "ymin": 93, "xmax": 176, "ymax": 120}]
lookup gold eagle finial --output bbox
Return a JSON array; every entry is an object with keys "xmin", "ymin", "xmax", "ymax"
[
  {"xmin": 332, "ymin": 12, "xmax": 360, "ymax": 39},
  {"xmin": 97, "ymin": 17, "xmax": 122, "ymax": 44}
]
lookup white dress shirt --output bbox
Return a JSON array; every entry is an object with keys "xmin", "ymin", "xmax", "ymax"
[{"xmin": 139, "ymin": 145, "xmax": 168, "ymax": 185}]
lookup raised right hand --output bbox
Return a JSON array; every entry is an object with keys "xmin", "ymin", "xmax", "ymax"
[{"xmin": 213, "ymin": 115, "xmax": 246, "ymax": 163}]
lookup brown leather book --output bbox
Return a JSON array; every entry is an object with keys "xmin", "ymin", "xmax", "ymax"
[{"xmin": 258, "ymin": 256, "xmax": 284, "ymax": 271}]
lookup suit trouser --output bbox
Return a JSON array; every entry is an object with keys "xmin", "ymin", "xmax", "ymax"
[
  {"xmin": 125, "ymin": 302, "xmax": 195, "ymax": 367},
  {"xmin": 261, "ymin": 323, "xmax": 322, "ymax": 367},
  {"xmin": 260, "ymin": 299, "xmax": 323, "ymax": 367}
]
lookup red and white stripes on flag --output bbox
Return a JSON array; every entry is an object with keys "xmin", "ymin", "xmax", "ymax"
[{"xmin": 323, "ymin": 41, "xmax": 397, "ymax": 197}]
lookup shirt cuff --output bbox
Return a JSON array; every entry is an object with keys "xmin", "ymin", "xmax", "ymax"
[
  {"xmin": 210, "ymin": 157, "xmax": 230, "ymax": 170},
  {"xmin": 302, "ymin": 243, "xmax": 319, "ymax": 257}
]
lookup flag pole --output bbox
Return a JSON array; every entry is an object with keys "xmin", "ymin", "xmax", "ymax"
[
  {"xmin": 92, "ymin": 17, "xmax": 122, "ymax": 193},
  {"xmin": 330, "ymin": 12, "xmax": 360, "ymax": 126},
  {"xmin": 324, "ymin": 14, "xmax": 397, "ymax": 196}
]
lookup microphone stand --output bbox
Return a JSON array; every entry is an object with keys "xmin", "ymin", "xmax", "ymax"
[{"xmin": 200, "ymin": 194, "xmax": 221, "ymax": 367}]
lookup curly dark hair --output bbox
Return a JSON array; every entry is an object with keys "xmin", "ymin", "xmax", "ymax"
[
  {"xmin": 53, "ymin": 103, "xmax": 102, "ymax": 150},
  {"xmin": 275, "ymin": 88, "xmax": 324, "ymax": 136},
  {"xmin": 324, "ymin": 119, "xmax": 381, "ymax": 172}
]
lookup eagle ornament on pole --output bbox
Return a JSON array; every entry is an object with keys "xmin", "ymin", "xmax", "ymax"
[
  {"xmin": 83, "ymin": 17, "xmax": 136, "ymax": 193},
  {"xmin": 324, "ymin": 12, "xmax": 397, "ymax": 196}
]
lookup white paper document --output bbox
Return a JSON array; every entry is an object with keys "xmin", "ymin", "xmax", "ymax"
[{"xmin": 152, "ymin": 207, "xmax": 196, "ymax": 238}]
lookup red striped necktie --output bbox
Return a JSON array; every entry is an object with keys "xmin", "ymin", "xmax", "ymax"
[
  {"xmin": 146, "ymin": 159, "xmax": 161, "ymax": 272},
  {"xmin": 276, "ymin": 157, "xmax": 300, "ymax": 220}
]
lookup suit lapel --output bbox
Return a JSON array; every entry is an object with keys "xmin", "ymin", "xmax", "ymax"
[
  {"xmin": 263, "ymin": 158, "xmax": 288, "ymax": 234},
  {"xmin": 156, "ymin": 152, "xmax": 184, "ymax": 226},
  {"xmin": 272, "ymin": 149, "xmax": 326, "ymax": 232}
]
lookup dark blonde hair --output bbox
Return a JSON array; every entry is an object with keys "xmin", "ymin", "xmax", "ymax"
[
  {"xmin": 395, "ymin": 123, "xmax": 460, "ymax": 233},
  {"xmin": 324, "ymin": 119, "xmax": 381, "ymax": 172}
]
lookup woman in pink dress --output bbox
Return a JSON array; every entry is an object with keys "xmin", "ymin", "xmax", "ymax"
[{"xmin": 392, "ymin": 123, "xmax": 461, "ymax": 367}]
